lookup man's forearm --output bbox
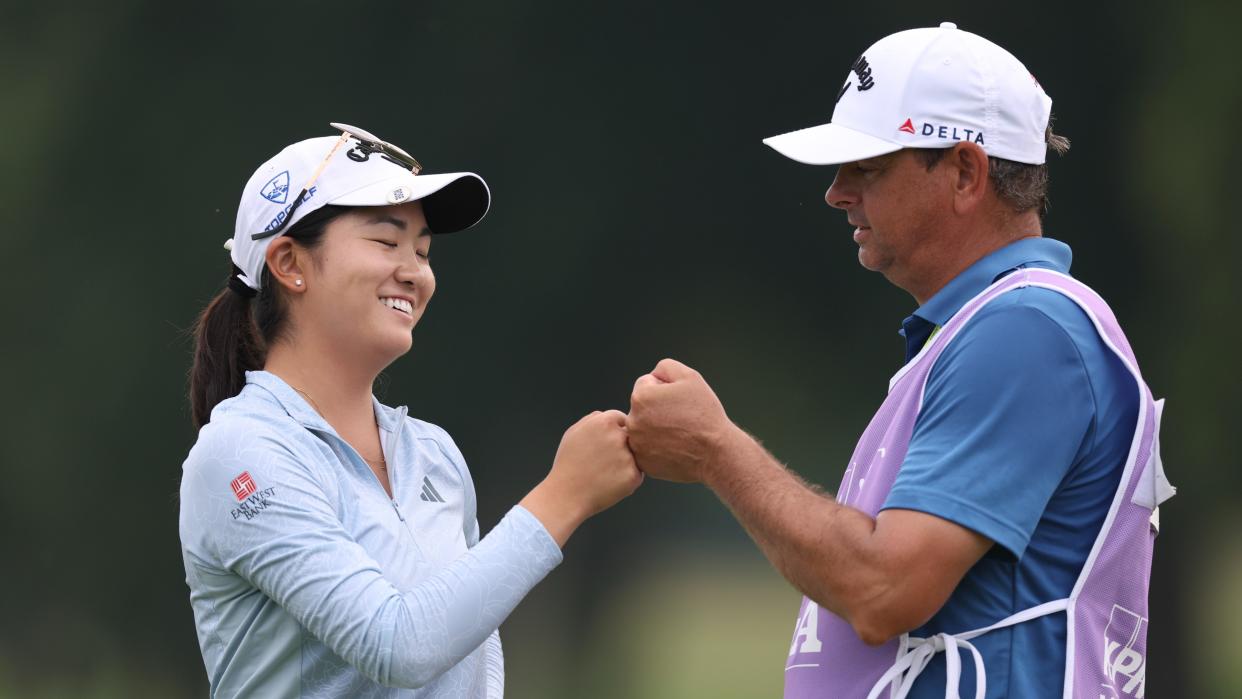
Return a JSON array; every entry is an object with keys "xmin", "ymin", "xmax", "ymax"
[
  {"xmin": 625, "ymin": 359, "xmax": 984, "ymax": 644},
  {"xmin": 703, "ymin": 426, "xmax": 896, "ymax": 638}
]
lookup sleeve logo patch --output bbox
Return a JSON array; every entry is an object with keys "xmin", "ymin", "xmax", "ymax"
[
  {"xmin": 231, "ymin": 472, "xmax": 258, "ymax": 501},
  {"xmin": 229, "ymin": 471, "xmax": 277, "ymax": 520},
  {"xmin": 233, "ymin": 474, "xmax": 260, "ymax": 501}
]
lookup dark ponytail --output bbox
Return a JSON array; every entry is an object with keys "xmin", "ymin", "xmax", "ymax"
[{"xmin": 189, "ymin": 205, "xmax": 349, "ymax": 429}]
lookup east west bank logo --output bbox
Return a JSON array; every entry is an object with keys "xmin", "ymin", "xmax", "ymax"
[
  {"xmin": 229, "ymin": 471, "xmax": 278, "ymax": 521},
  {"xmin": 231, "ymin": 471, "xmax": 257, "ymax": 501},
  {"xmin": 898, "ymin": 119, "xmax": 986, "ymax": 145}
]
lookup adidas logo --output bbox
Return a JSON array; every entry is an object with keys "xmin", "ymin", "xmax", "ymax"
[{"xmin": 420, "ymin": 476, "xmax": 446, "ymax": 503}]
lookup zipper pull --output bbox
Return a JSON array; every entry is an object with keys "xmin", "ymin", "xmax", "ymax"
[{"xmin": 391, "ymin": 500, "xmax": 405, "ymax": 521}]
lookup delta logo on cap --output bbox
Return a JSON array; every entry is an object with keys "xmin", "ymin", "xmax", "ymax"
[{"xmin": 898, "ymin": 119, "xmax": 916, "ymax": 134}]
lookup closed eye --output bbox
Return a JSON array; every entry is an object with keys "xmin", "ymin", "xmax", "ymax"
[{"xmin": 370, "ymin": 239, "xmax": 398, "ymax": 248}]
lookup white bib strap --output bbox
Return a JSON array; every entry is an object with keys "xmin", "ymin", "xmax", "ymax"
[{"xmin": 865, "ymin": 598, "xmax": 1069, "ymax": 699}]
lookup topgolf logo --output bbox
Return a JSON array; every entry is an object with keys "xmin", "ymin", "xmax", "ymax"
[{"xmin": 260, "ymin": 171, "xmax": 290, "ymax": 204}]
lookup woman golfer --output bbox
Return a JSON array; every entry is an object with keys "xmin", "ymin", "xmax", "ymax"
[{"xmin": 179, "ymin": 124, "xmax": 642, "ymax": 697}]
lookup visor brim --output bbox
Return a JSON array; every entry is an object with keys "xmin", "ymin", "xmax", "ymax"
[
  {"xmin": 329, "ymin": 172, "xmax": 491, "ymax": 234},
  {"xmin": 762, "ymin": 123, "xmax": 902, "ymax": 165}
]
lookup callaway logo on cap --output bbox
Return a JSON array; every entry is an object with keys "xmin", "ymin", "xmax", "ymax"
[
  {"xmin": 226, "ymin": 123, "xmax": 491, "ymax": 292},
  {"xmin": 763, "ymin": 22, "xmax": 1053, "ymax": 166}
]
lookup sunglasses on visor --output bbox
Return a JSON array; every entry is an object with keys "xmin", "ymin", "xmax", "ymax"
[{"xmin": 251, "ymin": 123, "xmax": 423, "ymax": 241}]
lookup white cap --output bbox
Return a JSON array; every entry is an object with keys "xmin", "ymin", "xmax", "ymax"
[
  {"xmin": 228, "ymin": 126, "xmax": 490, "ymax": 291},
  {"xmin": 763, "ymin": 22, "xmax": 1053, "ymax": 166}
]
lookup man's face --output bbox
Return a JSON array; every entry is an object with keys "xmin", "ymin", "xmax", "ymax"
[{"xmin": 824, "ymin": 149, "xmax": 951, "ymax": 289}]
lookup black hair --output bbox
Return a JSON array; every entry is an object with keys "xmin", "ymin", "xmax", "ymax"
[{"xmin": 188, "ymin": 205, "xmax": 349, "ymax": 429}]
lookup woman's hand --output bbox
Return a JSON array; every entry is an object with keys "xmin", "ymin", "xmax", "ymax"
[{"xmin": 519, "ymin": 410, "xmax": 644, "ymax": 547}]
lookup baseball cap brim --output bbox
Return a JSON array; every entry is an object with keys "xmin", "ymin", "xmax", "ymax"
[
  {"xmin": 329, "ymin": 171, "xmax": 491, "ymax": 234},
  {"xmin": 762, "ymin": 122, "xmax": 902, "ymax": 166}
]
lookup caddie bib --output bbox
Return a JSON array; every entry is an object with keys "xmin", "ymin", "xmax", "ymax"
[{"xmin": 783, "ymin": 269, "xmax": 1174, "ymax": 699}]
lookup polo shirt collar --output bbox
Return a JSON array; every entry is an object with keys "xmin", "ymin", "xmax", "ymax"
[
  {"xmin": 912, "ymin": 237, "xmax": 1073, "ymax": 327},
  {"xmin": 245, "ymin": 370, "xmax": 405, "ymax": 434}
]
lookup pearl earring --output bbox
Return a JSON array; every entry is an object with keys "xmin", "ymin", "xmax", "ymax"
[{"xmin": 295, "ymin": 279, "xmax": 303, "ymax": 287}]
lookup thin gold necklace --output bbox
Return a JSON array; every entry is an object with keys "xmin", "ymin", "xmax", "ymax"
[{"xmin": 290, "ymin": 385, "xmax": 388, "ymax": 472}]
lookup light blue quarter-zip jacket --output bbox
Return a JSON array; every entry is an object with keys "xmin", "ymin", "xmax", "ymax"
[{"xmin": 179, "ymin": 371, "xmax": 563, "ymax": 698}]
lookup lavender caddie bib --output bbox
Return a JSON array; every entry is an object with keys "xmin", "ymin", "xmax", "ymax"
[{"xmin": 783, "ymin": 269, "xmax": 1174, "ymax": 699}]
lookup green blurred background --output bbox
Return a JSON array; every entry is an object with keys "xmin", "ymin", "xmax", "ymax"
[{"xmin": 2, "ymin": 1, "xmax": 1238, "ymax": 696}]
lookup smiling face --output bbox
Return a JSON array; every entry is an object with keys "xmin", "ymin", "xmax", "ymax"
[
  {"xmin": 296, "ymin": 201, "xmax": 436, "ymax": 368},
  {"xmin": 824, "ymin": 149, "xmax": 954, "ymax": 293}
]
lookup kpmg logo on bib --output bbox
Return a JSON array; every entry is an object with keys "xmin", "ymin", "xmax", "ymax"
[
  {"xmin": 260, "ymin": 170, "xmax": 291, "ymax": 204},
  {"xmin": 1102, "ymin": 604, "xmax": 1147, "ymax": 698}
]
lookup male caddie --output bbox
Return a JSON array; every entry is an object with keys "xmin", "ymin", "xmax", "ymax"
[{"xmin": 625, "ymin": 22, "xmax": 1174, "ymax": 698}]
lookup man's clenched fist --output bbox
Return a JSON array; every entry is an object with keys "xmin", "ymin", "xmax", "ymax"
[{"xmin": 626, "ymin": 358, "xmax": 736, "ymax": 484}]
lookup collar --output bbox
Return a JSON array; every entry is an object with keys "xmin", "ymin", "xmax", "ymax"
[
  {"xmin": 244, "ymin": 370, "xmax": 405, "ymax": 434},
  {"xmin": 912, "ymin": 237, "xmax": 1073, "ymax": 326}
]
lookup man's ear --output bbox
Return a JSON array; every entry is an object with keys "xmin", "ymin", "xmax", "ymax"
[
  {"xmin": 949, "ymin": 142, "xmax": 990, "ymax": 215},
  {"xmin": 265, "ymin": 238, "xmax": 307, "ymax": 293}
]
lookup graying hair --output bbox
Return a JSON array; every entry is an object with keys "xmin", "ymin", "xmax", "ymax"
[{"xmin": 916, "ymin": 120, "xmax": 1070, "ymax": 216}]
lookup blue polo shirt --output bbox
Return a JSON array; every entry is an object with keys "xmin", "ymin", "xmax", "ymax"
[{"xmin": 881, "ymin": 237, "xmax": 1138, "ymax": 699}]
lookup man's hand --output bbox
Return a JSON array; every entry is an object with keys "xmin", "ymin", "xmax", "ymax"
[
  {"xmin": 626, "ymin": 358, "xmax": 736, "ymax": 483},
  {"xmin": 625, "ymin": 359, "xmax": 994, "ymax": 645}
]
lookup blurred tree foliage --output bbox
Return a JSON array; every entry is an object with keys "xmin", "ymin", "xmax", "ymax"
[{"xmin": 0, "ymin": 1, "xmax": 1237, "ymax": 696}]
